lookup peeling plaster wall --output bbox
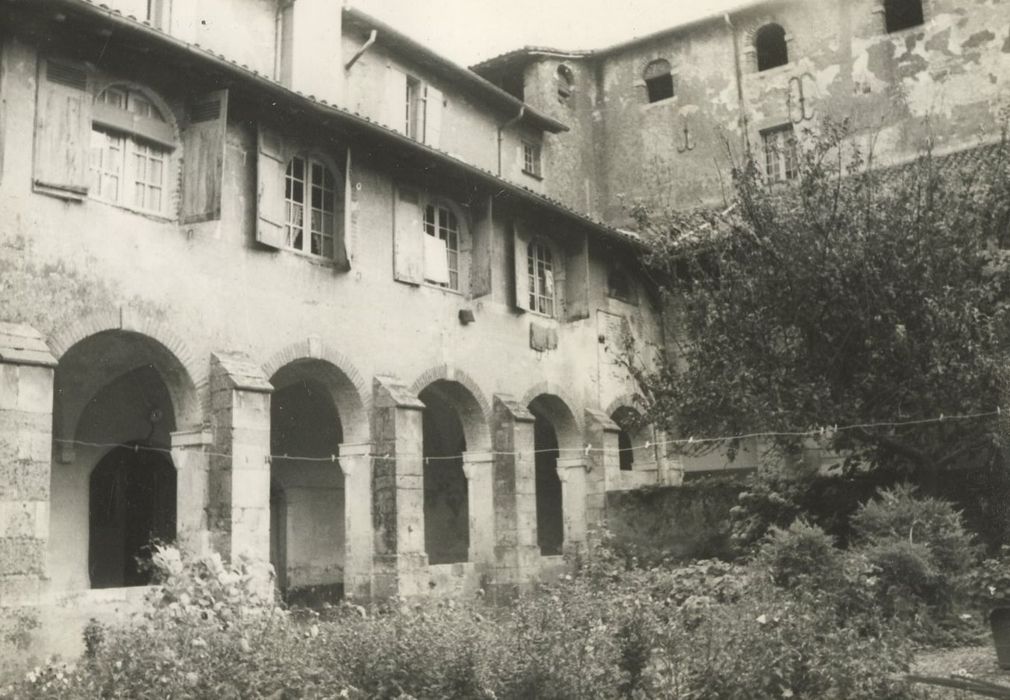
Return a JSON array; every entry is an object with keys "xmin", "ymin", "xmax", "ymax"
[{"xmin": 526, "ymin": 0, "xmax": 1010, "ymax": 222}]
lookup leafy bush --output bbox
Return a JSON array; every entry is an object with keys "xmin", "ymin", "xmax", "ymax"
[
  {"xmin": 969, "ymin": 545, "xmax": 1010, "ymax": 610},
  {"xmin": 6, "ymin": 542, "xmax": 923, "ymax": 700},
  {"xmin": 757, "ymin": 519, "xmax": 844, "ymax": 589}
]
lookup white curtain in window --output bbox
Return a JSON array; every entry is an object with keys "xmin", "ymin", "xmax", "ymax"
[{"xmin": 423, "ymin": 233, "xmax": 450, "ymax": 285}]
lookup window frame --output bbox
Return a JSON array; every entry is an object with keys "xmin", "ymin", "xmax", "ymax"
[
  {"xmin": 405, "ymin": 75, "xmax": 426, "ymax": 141},
  {"xmin": 422, "ymin": 199, "xmax": 462, "ymax": 292},
  {"xmin": 761, "ymin": 124, "xmax": 799, "ymax": 183},
  {"xmin": 283, "ymin": 152, "xmax": 341, "ymax": 259},
  {"xmin": 556, "ymin": 64, "xmax": 575, "ymax": 101},
  {"xmin": 88, "ymin": 83, "xmax": 176, "ymax": 217},
  {"xmin": 522, "ymin": 140, "xmax": 543, "ymax": 179},
  {"xmin": 527, "ymin": 237, "xmax": 557, "ymax": 318},
  {"xmin": 643, "ymin": 58, "xmax": 675, "ymax": 104}
]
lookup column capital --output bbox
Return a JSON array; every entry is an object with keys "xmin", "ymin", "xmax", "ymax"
[
  {"xmin": 171, "ymin": 427, "xmax": 214, "ymax": 449},
  {"xmin": 373, "ymin": 375, "xmax": 424, "ymax": 410},
  {"xmin": 585, "ymin": 408, "xmax": 621, "ymax": 433},
  {"xmin": 556, "ymin": 457, "xmax": 588, "ymax": 481},
  {"xmin": 210, "ymin": 351, "xmax": 272, "ymax": 393},
  {"xmin": 493, "ymin": 394, "xmax": 535, "ymax": 423},
  {"xmin": 0, "ymin": 322, "xmax": 56, "ymax": 368},
  {"xmin": 461, "ymin": 451, "xmax": 493, "ymax": 479},
  {"xmin": 338, "ymin": 442, "xmax": 372, "ymax": 477}
]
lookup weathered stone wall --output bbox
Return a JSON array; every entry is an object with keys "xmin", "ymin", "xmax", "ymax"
[{"xmin": 523, "ymin": 0, "xmax": 1010, "ymax": 223}]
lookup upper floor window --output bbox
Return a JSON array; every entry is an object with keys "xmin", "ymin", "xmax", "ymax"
[
  {"xmin": 90, "ymin": 85, "xmax": 175, "ymax": 214},
  {"xmin": 884, "ymin": 0, "xmax": 924, "ymax": 32},
  {"xmin": 556, "ymin": 64, "xmax": 575, "ymax": 101},
  {"xmin": 643, "ymin": 59, "xmax": 674, "ymax": 103},
  {"xmin": 607, "ymin": 262, "xmax": 636, "ymax": 304},
  {"xmin": 528, "ymin": 239, "xmax": 556, "ymax": 317},
  {"xmin": 423, "ymin": 202, "xmax": 460, "ymax": 290},
  {"xmin": 762, "ymin": 124, "xmax": 798, "ymax": 182},
  {"xmin": 523, "ymin": 140, "xmax": 543, "ymax": 178},
  {"xmin": 405, "ymin": 76, "xmax": 425, "ymax": 140},
  {"xmin": 284, "ymin": 155, "xmax": 339, "ymax": 258},
  {"xmin": 755, "ymin": 24, "xmax": 788, "ymax": 71}
]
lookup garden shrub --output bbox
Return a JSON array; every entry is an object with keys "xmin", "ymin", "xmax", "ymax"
[{"xmin": 757, "ymin": 519, "xmax": 844, "ymax": 589}]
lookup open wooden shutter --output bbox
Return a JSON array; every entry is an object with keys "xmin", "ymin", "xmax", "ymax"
[
  {"xmin": 334, "ymin": 146, "xmax": 352, "ymax": 271},
  {"xmin": 393, "ymin": 186, "xmax": 424, "ymax": 284},
  {"xmin": 565, "ymin": 232, "xmax": 591, "ymax": 321},
  {"xmin": 383, "ymin": 66, "xmax": 407, "ymax": 133},
  {"xmin": 424, "ymin": 85, "xmax": 443, "ymax": 148},
  {"xmin": 33, "ymin": 58, "xmax": 91, "ymax": 199},
  {"xmin": 512, "ymin": 220, "xmax": 531, "ymax": 312},
  {"xmin": 181, "ymin": 89, "xmax": 228, "ymax": 224},
  {"xmin": 256, "ymin": 123, "xmax": 287, "ymax": 249}
]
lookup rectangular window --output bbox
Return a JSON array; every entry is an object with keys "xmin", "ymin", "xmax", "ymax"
[
  {"xmin": 90, "ymin": 130, "xmax": 125, "ymax": 202},
  {"xmin": 761, "ymin": 125, "xmax": 798, "ymax": 182},
  {"xmin": 132, "ymin": 141, "xmax": 165, "ymax": 211},
  {"xmin": 522, "ymin": 140, "xmax": 542, "ymax": 178}
]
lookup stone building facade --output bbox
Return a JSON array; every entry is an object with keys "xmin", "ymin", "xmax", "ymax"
[
  {"xmin": 0, "ymin": 0, "xmax": 674, "ymax": 655},
  {"xmin": 474, "ymin": 0, "xmax": 1010, "ymax": 224}
]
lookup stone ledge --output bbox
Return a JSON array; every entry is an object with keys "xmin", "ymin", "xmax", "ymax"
[{"xmin": 0, "ymin": 323, "xmax": 56, "ymax": 368}]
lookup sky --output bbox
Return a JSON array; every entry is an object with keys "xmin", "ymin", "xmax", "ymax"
[{"xmin": 349, "ymin": 0, "xmax": 751, "ymax": 66}]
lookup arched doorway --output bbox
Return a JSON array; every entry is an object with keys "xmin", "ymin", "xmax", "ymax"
[
  {"xmin": 89, "ymin": 443, "xmax": 176, "ymax": 588},
  {"xmin": 52, "ymin": 331, "xmax": 194, "ymax": 592},
  {"xmin": 528, "ymin": 394, "xmax": 580, "ymax": 556},
  {"xmin": 270, "ymin": 376, "xmax": 343, "ymax": 601},
  {"xmin": 419, "ymin": 382, "xmax": 470, "ymax": 564}
]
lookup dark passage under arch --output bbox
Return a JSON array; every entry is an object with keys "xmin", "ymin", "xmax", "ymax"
[{"xmin": 89, "ymin": 444, "xmax": 176, "ymax": 588}]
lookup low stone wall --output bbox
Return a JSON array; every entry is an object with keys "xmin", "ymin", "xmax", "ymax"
[{"xmin": 605, "ymin": 478, "xmax": 747, "ymax": 563}]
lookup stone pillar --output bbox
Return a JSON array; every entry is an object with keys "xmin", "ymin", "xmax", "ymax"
[
  {"xmin": 462, "ymin": 451, "xmax": 494, "ymax": 569},
  {"xmin": 171, "ymin": 427, "xmax": 213, "ymax": 558},
  {"xmin": 556, "ymin": 458, "xmax": 589, "ymax": 556},
  {"xmin": 339, "ymin": 442, "xmax": 373, "ymax": 600},
  {"xmin": 208, "ymin": 352, "xmax": 273, "ymax": 565},
  {"xmin": 371, "ymin": 376, "xmax": 428, "ymax": 598},
  {"xmin": 490, "ymin": 395, "xmax": 540, "ymax": 600},
  {"xmin": 0, "ymin": 323, "xmax": 56, "ymax": 605},
  {"xmin": 584, "ymin": 409, "xmax": 620, "ymax": 537}
]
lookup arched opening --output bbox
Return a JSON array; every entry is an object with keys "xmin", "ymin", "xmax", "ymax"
[
  {"xmin": 89, "ymin": 443, "xmax": 175, "ymax": 588},
  {"xmin": 612, "ymin": 406, "xmax": 654, "ymax": 472},
  {"xmin": 419, "ymin": 381, "xmax": 473, "ymax": 564},
  {"xmin": 269, "ymin": 373, "xmax": 344, "ymax": 603},
  {"xmin": 533, "ymin": 414, "xmax": 564, "ymax": 555},
  {"xmin": 755, "ymin": 24, "xmax": 788, "ymax": 71},
  {"xmin": 884, "ymin": 0, "xmax": 924, "ymax": 32},
  {"xmin": 51, "ymin": 330, "xmax": 195, "ymax": 592},
  {"xmin": 528, "ymin": 394, "xmax": 579, "ymax": 556},
  {"xmin": 643, "ymin": 59, "xmax": 674, "ymax": 103},
  {"xmin": 557, "ymin": 64, "xmax": 575, "ymax": 101}
]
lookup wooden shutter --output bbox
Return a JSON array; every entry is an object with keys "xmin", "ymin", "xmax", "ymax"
[
  {"xmin": 33, "ymin": 58, "xmax": 91, "ymax": 199},
  {"xmin": 565, "ymin": 232, "xmax": 591, "ymax": 321},
  {"xmin": 424, "ymin": 85, "xmax": 443, "ymax": 148},
  {"xmin": 256, "ymin": 123, "xmax": 287, "ymax": 249},
  {"xmin": 423, "ymin": 233, "xmax": 450, "ymax": 284},
  {"xmin": 383, "ymin": 66, "xmax": 407, "ymax": 133},
  {"xmin": 393, "ymin": 186, "xmax": 424, "ymax": 284},
  {"xmin": 512, "ymin": 220, "xmax": 531, "ymax": 312},
  {"xmin": 334, "ymin": 146, "xmax": 352, "ymax": 271},
  {"xmin": 181, "ymin": 89, "xmax": 228, "ymax": 224}
]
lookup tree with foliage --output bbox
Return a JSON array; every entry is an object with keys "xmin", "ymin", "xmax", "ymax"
[{"xmin": 631, "ymin": 121, "xmax": 1010, "ymax": 483}]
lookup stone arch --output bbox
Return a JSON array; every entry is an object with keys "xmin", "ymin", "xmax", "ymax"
[
  {"xmin": 264, "ymin": 339, "xmax": 370, "ymax": 444},
  {"xmin": 409, "ymin": 365, "xmax": 492, "ymax": 453},
  {"xmin": 604, "ymin": 394, "xmax": 648, "ymax": 419},
  {"xmin": 604, "ymin": 397, "xmax": 657, "ymax": 472},
  {"xmin": 49, "ymin": 309, "xmax": 206, "ymax": 431},
  {"xmin": 520, "ymin": 382, "xmax": 583, "ymax": 445}
]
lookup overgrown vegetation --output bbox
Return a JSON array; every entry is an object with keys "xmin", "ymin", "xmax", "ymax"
[
  {"xmin": 8, "ymin": 486, "xmax": 990, "ymax": 700},
  {"xmin": 633, "ymin": 121, "xmax": 1010, "ymax": 485}
]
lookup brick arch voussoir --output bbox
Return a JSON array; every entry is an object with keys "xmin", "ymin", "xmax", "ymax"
[
  {"xmin": 520, "ymin": 382, "xmax": 584, "ymax": 432},
  {"xmin": 47, "ymin": 310, "xmax": 209, "ymax": 427},
  {"xmin": 263, "ymin": 339, "xmax": 371, "ymax": 442}
]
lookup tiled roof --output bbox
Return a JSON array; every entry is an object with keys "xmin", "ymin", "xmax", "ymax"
[{"xmin": 4, "ymin": 0, "xmax": 644, "ymax": 250}]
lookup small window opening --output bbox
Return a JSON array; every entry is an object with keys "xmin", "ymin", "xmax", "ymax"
[
  {"xmin": 643, "ymin": 59, "xmax": 674, "ymax": 103},
  {"xmin": 405, "ymin": 76, "xmax": 425, "ymax": 141},
  {"xmin": 527, "ymin": 239, "xmax": 555, "ymax": 317},
  {"xmin": 522, "ymin": 140, "xmax": 542, "ymax": 178},
  {"xmin": 617, "ymin": 429, "xmax": 634, "ymax": 471},
  {"xmin": 557, "ymin": 64, "xmax": 575, "ymax": 101},
  {"xmin": 884, "ymin": 0, "xmax": 924, "ymax": 33},
  {"xmin": 755, "ymin": 24, "xmax": 788, "ymax": 71},
  {"xmin": 761, "ymin": 124, "xmax": 798, "ymax": 183},
  {"xmin": 607, "ymin": 262, "xmax": 635, "ymax": 303}
]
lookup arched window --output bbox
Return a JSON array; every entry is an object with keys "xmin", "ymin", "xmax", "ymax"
[
  {"xmin": 755, "ymin": 24, "xmax": 788, "ymax": 71},
  {"xmin": 90, "ymin": 85, "xmax": 175, "ymax": 214},
  {"xmin": 527, "ymin": 238, "xmax": 555, "ymax": 316},
  {"xmin": 557, "ymin": 64, "xmax": 575, "ymax": 101},
  {"xmin": 284, "ymin": 155, "xmax": 338, "ymax": 257},
  {"xmin": 643, "ymin": 59, "xmax": 674, "ymax": 103},
  {"xmin": 424, "ymin": 202, "xmax": 460, "ymax": 290},
  {"xmin": 884, "ymin": 0, "xmax": 924, "ymax": 32}
]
